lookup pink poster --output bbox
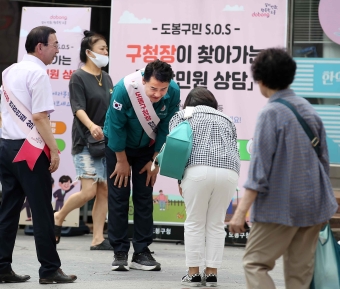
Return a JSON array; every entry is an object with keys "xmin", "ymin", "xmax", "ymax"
[
  {"xmin": 17, "ymin": 7, "xmax": 91, "ymax": 227},
  {"xmin": 319, "ymin": 0, "xmax": 340, "ymax": 45},
  {"xmin": 109, "ymin": 0, "xmax": 287, "ymax": 225}
]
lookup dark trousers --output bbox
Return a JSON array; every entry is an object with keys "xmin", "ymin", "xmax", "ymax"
[
  {"xmin": 0, "ymin": 139, "xmax": 61, "ymax": 278},
  {"xmin": 106, "ymin": 144, "xmax": 154, "ymax": 254},
  {"xmin": 55, "ymin": 200, "xmax": 64, "ymax": 211}
]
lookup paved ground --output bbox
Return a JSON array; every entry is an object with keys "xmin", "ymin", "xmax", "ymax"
[{"xmin": 7, "ymin": 230, "xmax": 285, "ymax": 288}]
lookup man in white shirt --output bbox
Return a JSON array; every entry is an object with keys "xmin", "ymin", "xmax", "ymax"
[{"xmin": 0, "ymin": 26, "xmax": 76, "ymax": 284}]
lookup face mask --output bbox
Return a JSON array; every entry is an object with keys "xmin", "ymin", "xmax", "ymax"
[{"xmin": 87, "ymin": 50, "xmax": 109, "ymax": 68}]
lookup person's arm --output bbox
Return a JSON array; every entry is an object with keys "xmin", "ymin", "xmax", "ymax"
[
  {"xmin": 230, "ymin": 107, "xmax": 278, "ymax": 232},
  {"xmin": 75, "ymin": 109, "xmax": 103, "ymax": 140},
  {"xmin": 29, "ymin": 72, "xmax": 58, "ymax": 172},
  {"xmin": 32, "ymin": 112, "xmax": 59, "ymax": 173},
  {"xmin": 318, "ymin": 119, "xmax": 330, "ymax": 175},
  {"xmin": 69, "ymin": 76, "xmax": 103, "ymax": 140},
  {"xmin": 105, "ymin": 84, "xmax": 131, "ymax": 187},
  {"xmin": 139, "ymin": 150, "xmax": 159, "ymax": 187},
  {"xmin": 66, "ymin": 185, "xmax": 75, "ymax": 193},
  {"xmin": 154, "ymin": 83, "xmax": 180, "ymax": 152},
  {"xmin": 106, "ymin": 84, "xmax": 128, "ymax": 152},
  {"xmin": 229, "ymin": 189, "xmax": 258, "ymax": 233},
  {"xmin": 111, "ymin": 150, "xmax": 130, "ymax": 188},
  {"xmin": 243, "ymin": 107, "xmax": 278, "ymax": 194}
]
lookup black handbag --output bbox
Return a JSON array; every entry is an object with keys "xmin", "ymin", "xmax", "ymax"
[{"xmin": 76, "ymin": 119, "xmax": 105, "ymax": 158}]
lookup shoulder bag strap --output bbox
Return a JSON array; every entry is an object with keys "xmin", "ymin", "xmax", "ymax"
[{"xmin": 273, "ymin": 98, "xmax": 320, "ymax": 156}]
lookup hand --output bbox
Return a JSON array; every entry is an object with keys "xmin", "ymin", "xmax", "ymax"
[
  {"xmin": 139, "ymin": 160, "xmax": 159, "ymax": 187},
  {"xmin": 90, "ymin": 124, "xmax": 104, "ymax": 140},
  {"xmin": 110, "ymin": 160, "xmax": 130, "ymax": 188},
  {"xmin": 229, "ymin": 212, "xmax": 247, "ymax": 234},
  {"xmin": 49, "ymin": 149, "xmax": 60, "ymax": 173},
  {"xmin": 178, "ymin": 184, "xmax": 183, "ymax": 197}
]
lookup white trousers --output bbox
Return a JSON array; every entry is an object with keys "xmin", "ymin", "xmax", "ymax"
[{"xmin": 181, "ymin": 165, "xmax": 238, "ymax": 268}]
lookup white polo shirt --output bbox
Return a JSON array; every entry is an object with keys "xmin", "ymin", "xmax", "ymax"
[{"xmin": 1, "ymin": 54, "xmax": 54, "ymax": 139}]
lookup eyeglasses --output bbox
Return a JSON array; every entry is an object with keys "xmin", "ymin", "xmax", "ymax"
[{"xmin": 43, "ymin": 43, "xmax": 59, "ymax": 49}]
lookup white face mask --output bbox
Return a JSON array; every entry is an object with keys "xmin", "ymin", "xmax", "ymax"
[{"xmin": 87, "ymin": 50, "xmax": 109, "ymax": 68}]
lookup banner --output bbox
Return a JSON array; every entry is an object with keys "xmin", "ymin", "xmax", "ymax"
[
  {"xmin": 291, "ymin": 58, "xmax": 340, "ymax": 164},
  {"xmin": 109, "ymin": 0, "xmax": 288, "ymax": 227},
  {"xmin": 17, "ymin": 7, "xmax": 91, "ymax": 227}
]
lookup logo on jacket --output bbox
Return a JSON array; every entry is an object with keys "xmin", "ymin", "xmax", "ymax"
[
  {"xmin": 131, "ymin": 81, "xmax": 138, "ymax": 89},
  {"xmin": 160, "ymin": 105, "xmax": 166, "ymax": 112},
  {"xmin": 113, "ymin": 100, "xmax": 122, "ymax": 111}
]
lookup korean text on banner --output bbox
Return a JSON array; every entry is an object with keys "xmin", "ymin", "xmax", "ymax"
[{"xmin": 109, "ymin": 0, "xmax": 288, "ymax": 225}]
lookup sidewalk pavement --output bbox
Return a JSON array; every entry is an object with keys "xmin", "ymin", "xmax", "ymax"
[{"xmin": 8, "ymin": 229, "xmax": 285, "ymax": 288}]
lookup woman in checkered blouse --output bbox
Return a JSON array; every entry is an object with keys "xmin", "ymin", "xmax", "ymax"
[{"xmin": 169, "ymin": 87, "xmax": 240, "ymax": 287}]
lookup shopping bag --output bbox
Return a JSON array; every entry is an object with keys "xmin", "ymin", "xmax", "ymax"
[
  {"xmin": 310, "ymin": 223, "xmax": 340, "ymax": 289},
  {"xmin": 152, "ymin": 107, "xmax": 194, "ymax": 180}
]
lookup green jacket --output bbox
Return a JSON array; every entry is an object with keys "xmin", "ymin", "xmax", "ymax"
[{"xmin": 103, "ymin": 77, "xmax": 180, "ymax": 152}]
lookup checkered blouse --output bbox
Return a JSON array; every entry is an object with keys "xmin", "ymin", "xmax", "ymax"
[{"xmin": 169, "ymin": 105, "xmax": 240, "ymax": 174}]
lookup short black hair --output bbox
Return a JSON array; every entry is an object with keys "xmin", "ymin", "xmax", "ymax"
[
  {"xmin": 251, "ymin": 48, "xmax": 296, "ymax": 90},
  {"xmin": 183, "ymin": 87, "xmax": 218, "ymax": 109},
  {"xmin": 59, "ymin": 175, "xmax": 72, "ymax": 184},
  {"xmin": 80, "ymin": 30, "xmax": 106, "ymax": 63},
  {"xmin": 25, "ymin": 26, "xmax": 56, "ymax": 53},
  {"xmin": 143, "ymin": 59, "xmax": 173, "ymax": 83}
]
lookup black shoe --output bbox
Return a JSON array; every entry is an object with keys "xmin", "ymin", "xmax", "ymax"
[
  {"xmin": 90, "ymin": 239, "xmax": 113, "ymax": 251},
  {"xmin": 39, "ymin": 268, "xmax": 77, "ymax": 284},
  {"xmin": 130, "ymin": 249, "xmax": 161, "ymax": 271},
  {"xmin": 0, "ymin": 270, "xmax": 30, "ymax": 283},
  {"xmin": 112, "ymin": 251, "xmax": 129, "ymax": 271},
  {"xmin": 202, "ymin": 270, "xmax": 217, "ymax": 287}
]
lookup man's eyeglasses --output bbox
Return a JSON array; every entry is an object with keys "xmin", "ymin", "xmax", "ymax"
[{"xmin": 43, "ymin": 43, "xmax": 59, "ymax": 49}]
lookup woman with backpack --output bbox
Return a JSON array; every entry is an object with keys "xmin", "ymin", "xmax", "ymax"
[{"xmin": 169, "ymin": 87, "xmax": 240, "ymax": 287}]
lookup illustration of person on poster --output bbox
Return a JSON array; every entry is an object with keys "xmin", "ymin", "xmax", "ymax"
[
  {"xmin": 154, "ymin": 189, "xmax": 168, "ymax": 211},
  {"xmin": 53, "ymin": 175, "xmax": 77, "ymax": 211}
]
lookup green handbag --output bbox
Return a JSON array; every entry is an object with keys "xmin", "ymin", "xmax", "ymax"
[
  {"xmin": 153, "ymin": 107, "xmax": 194, "ymax": 180},
  {"xmin": 310, "ymin": 223, "xmax": 340, "ymax": 289}
]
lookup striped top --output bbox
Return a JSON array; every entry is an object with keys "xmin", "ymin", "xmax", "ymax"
[{"xmin": 245, "ymin": 89, "xmax": 337, "ymax": 227}]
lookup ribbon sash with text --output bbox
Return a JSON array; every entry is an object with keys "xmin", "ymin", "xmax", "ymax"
[
  {"xmin": 2, "ymin": 81, "xmax": 50, "ymax": 170},
  {"xmin": 124, "ymin": 70, "xmax": 160, "ymax": 142}
]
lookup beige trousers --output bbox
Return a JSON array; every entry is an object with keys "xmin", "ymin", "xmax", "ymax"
[{"xmin": 243, "ymin": 222, "xmax": 322, "ymax": 289}]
